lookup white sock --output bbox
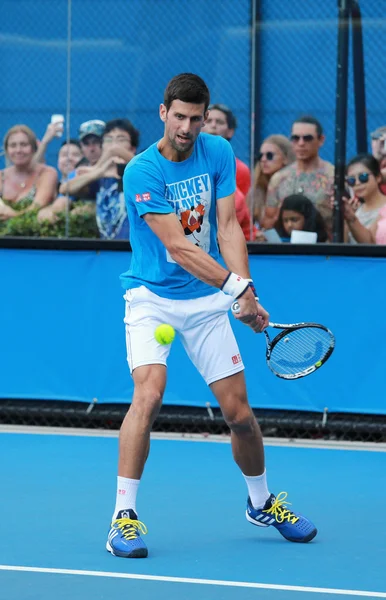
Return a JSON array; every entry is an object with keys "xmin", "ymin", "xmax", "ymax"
[
  {"xmin": 243, "ymin": 470, "xmax": 270, "ymax": 509},
  {"xmin": 113, "ymin": 476, "xmax": 140, "ymax": 519}
]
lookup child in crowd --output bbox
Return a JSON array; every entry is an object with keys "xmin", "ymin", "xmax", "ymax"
[{"xmin": 275, "ymin": 194, "xmax": 328, "ymax": 242}]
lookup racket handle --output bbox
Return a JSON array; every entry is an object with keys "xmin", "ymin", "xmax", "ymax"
[
  {"xmin": 231, "ymin": 300, "xmax": 273, "ymax": 327},
  {"xmin": 231, "ymin": 301, "xmax": 241, "ymax": 314},
  {"xmin": 232, "ymin": 299, "xmax": 261, "ymax": 314}
]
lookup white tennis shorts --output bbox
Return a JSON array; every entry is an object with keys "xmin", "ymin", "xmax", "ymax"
[{"xmin": 124, "ymin": 286, "xmax": 244, "ymax": 385}]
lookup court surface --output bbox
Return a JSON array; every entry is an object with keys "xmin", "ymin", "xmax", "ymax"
[{"xmin": 0, "ymin": 429, "xmax": 385, "ymax": 599}]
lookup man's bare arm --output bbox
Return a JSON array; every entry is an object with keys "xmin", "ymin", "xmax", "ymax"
[
  {"xmin": 143, "ymin": 212, "xmax": 229, "ymax": 287},
  {"xmin": 217, "ymin": 193, "xmax": 250, "ymax": 278},
  {"xmin": 59, "ymin": 165, "xmax": 103, "ymax": 196},
  {"xmin": 143, "ymin": 211, "xmax": 267, "ymax": 331}
]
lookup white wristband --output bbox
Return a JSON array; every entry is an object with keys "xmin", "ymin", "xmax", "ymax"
[{"xmin": 221, "ymin": 272, "xmax": 250, "ymax": 300}]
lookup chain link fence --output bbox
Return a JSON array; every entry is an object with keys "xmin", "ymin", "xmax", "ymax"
[
  {"xmin": 0, "ymin": 0, "xmax": 253, "ymax": 240},
  {"xmin": 1, "ymin": 400, "xmax": 385, "ymax": 442},
  {"xmin": 258, "ymin": 0, "xmax": 386, "ymax": 164},
  {"xmin": 1, "ymin": 1, "xmax": 386, "ymax": 238}
]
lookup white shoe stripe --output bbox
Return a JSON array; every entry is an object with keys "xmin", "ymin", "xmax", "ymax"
[{"xmin": 261, "ymin": 516, "xmax": 271, "ymax": 523}]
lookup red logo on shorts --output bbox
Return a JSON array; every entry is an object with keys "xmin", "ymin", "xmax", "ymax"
[
  {"xmin": 142, "ymin": 192, "xmax": 151, "ymax": 201},
  {"xmin": 135, "ymin": 194, "xmax": 142, "ymax": 203},
  {"xmin": 232, "ymin": 354, "xmax": 241, "ymax": 365}
]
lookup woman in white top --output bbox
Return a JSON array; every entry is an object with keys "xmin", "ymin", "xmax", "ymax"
[{"xmin": 343, "ymin": 154, "xmax": 386, "ymax": 243}]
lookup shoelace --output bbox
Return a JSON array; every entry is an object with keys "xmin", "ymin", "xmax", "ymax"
[
  {"xmin": 112, "ymin": 518, "xmax": 148, "ymax": 540},
  {"xmin": 262, "ymin": 491, "xmax": 299, "ymax": 524}
]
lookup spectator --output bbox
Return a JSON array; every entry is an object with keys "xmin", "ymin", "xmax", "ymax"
[
  {"xmin": 275, "ymin": 194, "xmax": 328, "ymax": 242},
  {"xmin": 37, "ymin": 139, "xmax": 84, "ymax": 223},
  {"xmin": 342, "ymin": 153, "xmax": 386, "ymax": 244},
  {"xmin": 0, "ymin": 125, "xmax": 57, "ymax": 221},
  {"xmin": 202, "ymin": 103, "xmax": 254, "ymax": 239},
  {"xmin": 58, "ymin": 119, "xmax": 139, "ymax": 239},
  {"xmin": 202, "ymin": 103, "xmax": 251, "ymax": 195},
  {"xmin": 266, "ymin": 116, "xmax": 334, "ymax": 233},
  {"xmin": 57, "ymin": 139, "xmax": 84, "ymax": 184},
  {"xmin": 370, "ymin": 126, "xmax": 386, "ymax": 161},
  {"xmin": 34, "ymin": 117, "xmax": 66, "ymax": 165},
  {"xmin": 235, "ymin": 188, "xmax": 257, "ymax": 241},
  {"xmin": 369, "ymin": 205, "xmax": 386, "ymax": 244},
  {"xmin": 380, "ymin": 156, "xmax": 386, "ymax": 195},
  {"xmin": 248, "ymin": 134, "xmax": 295, "ymax": 229},
  {"xmin": 76, "ymin": 119, "xmax": 105, "ymax": 167}
]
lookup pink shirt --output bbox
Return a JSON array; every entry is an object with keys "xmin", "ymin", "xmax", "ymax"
[{"xmin": 375, "ymin": 205, "xmax": 386, "ymax": 245}]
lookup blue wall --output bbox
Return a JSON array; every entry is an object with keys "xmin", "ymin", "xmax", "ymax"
[{"xmin": 1, "ymin": 248, "xmax": 385, "ymax": 415}]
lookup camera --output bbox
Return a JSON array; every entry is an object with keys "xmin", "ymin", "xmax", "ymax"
[{"xmin": 116, "ymin": 162, "xmax": 128, "ymax": 192}]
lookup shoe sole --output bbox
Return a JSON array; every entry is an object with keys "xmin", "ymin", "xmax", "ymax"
[
  {"xmin": 106, "ymin": 540, "xmax": 148, "ymax": 558},
  {"xmin": 246, "ymin": 511, "xmax": 318, "ymax": 543}
]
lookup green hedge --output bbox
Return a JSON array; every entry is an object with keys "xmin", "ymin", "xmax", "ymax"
[{"xmin": 0, "ymin": 201, "xmax": 99, "ymax": 238}]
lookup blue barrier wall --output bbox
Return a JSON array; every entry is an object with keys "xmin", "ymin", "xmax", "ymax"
[{"xmin": 1, "ymin": 248, "xmax": 385, "ymax": 415}]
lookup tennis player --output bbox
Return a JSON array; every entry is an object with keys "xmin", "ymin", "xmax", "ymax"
[{"xmin": 106, "ymin": 73, "xmax": 317, "ymax": 558}]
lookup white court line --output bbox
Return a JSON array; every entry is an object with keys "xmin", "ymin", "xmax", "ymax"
[
  {"xmin": 0, "ymin": 565, "xmax": 385, "ymax": 597},
  {"xmin": 0, "ymin": 424, "xmax": 385, "ymax": 452}
]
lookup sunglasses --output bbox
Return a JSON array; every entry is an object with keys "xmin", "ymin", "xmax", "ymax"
[
  {"xmin": 290, "ymin": 134, "xmax": 315, "ymax": 143},
  {"xmin": 258, "ymin": 151, "xmax": 275, "ymax": 161},
  {"xmin": 346, "ymin": 172, "xmax": 370, "ymax": 186}
]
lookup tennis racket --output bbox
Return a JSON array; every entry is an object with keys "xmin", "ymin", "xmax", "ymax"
[{"xmin": 231, "ymin": 301, "xmax": 335, "ymax": 380}]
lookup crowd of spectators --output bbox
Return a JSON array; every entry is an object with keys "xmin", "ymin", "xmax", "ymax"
[{"xmin": 1, "ymin": 106, "xmax": 386, "ymax": 244}]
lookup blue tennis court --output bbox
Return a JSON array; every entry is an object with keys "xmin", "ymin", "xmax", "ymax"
[{"xmin": 1, "ymin": 430, "xmax": 385, "ymax": 599}]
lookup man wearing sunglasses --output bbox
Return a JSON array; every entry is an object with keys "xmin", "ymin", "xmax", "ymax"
[{"xmin": 265, "ymin": 116, "xmax": 334, "ymax": 233}]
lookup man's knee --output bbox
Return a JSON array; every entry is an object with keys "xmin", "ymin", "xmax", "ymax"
[
  {"xmin": 130, "ymin": 384, "xmax": 163, "ymax": 423},
  {"xmin": 223, "ymin": 405, "xmax": 257, "ymax": 435}
]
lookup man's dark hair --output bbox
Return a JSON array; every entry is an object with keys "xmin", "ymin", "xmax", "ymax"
[
  {"xmin": 104, "ymin": 119, "xmax": 140, "ymax": 148},
  {"xmin": 61, "ymin": 138, "xmax": 81, "ymax": 149},
  {"xmin": 292, "ymin": 116, "xmax": 324, "ymax": 137},
  {"xmin": 164, "ymin": 73, "xmax": 210, "ymax": 112}
]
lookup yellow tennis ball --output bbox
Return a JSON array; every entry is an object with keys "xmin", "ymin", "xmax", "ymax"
[{"xmin": 154, "ymin": 324, "xmax": 175, "ymax": 345}]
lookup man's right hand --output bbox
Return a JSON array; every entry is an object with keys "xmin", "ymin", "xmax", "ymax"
[{"xmin": 233, "ymin": 288, "xmax": 269, "ymax": 333}]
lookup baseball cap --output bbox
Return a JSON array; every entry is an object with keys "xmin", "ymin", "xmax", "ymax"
[
  {"xmin": 370, "ymin": 126, "xmax": 386, "ymax": 140},
  {"xmin": 79, "ymin": 119, "xmax": 105, "ymax": 141},
  {"xmin": 208, "ymin": 103, "xmax": 237, "ymax": 130}
]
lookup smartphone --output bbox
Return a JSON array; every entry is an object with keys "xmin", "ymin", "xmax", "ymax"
[
  {"xmin": 116, "ymin": 163, "xmax": 127, "ymax": 178},
  {"xmin": 51, "ymin": 114, "xmax": 64, "ymax": 137}
]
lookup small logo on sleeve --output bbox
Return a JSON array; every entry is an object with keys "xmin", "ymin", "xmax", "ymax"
[
  {"xmin": 232, "ymin": 354, "xmax": 242, "ymax": 365},
  {"xmin": 135, "ymin": 192, "xmax": 151, "ymax": 203}
]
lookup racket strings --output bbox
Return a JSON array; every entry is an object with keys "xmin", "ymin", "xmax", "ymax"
[{"xmin": 269, "ymin": 327, "xmax": 332, "ymax": 376}]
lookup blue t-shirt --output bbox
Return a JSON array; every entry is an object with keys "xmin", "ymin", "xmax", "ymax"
[
  {"xmin": 120, "ymin": 133, "xmax": 236, "ymax": 299},
  {"xmin": 95, "ymin": 177, "xmax": 130, "ymax": 240}
]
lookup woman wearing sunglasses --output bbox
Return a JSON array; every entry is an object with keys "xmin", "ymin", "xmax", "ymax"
[
  {"xmin": 343, "ymin": 154, "xmax": 386, "ymax": 243},
  {"xmin": 248, "ymin": 135, "xmax": 295, "ymax": 233}
]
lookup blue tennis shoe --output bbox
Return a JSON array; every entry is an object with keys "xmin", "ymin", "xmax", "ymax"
[
  {"xmin": 106, "ymin": 509, "xmax": 148, "ymax": 558},
  {"xmin": 246, "ymin": 492, "xmax": 317, "ymax": 543}
]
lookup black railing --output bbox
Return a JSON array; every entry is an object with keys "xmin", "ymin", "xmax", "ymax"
[{"xmin": 333, "ymin": 0, "xmax": 367, "ymax": 243}]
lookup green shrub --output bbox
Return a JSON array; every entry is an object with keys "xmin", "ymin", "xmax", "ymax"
[{"xmin": 0, "ymin": 201, "xmax": 100, "ymax": 238}]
